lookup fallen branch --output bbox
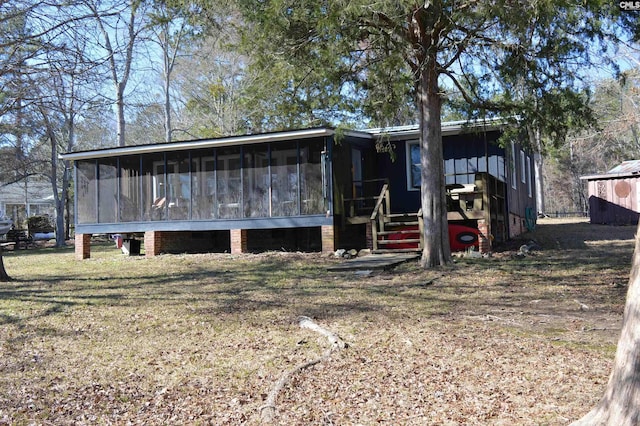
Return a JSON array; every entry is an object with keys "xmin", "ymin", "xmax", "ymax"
[{"xmin": 259, "ymin": 316, "xmax": 347, "ymax": 423}]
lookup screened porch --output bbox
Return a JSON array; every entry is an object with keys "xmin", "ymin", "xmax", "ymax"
[{"xmin": 74, "ymin": 138, "xmax": 330, "ymax": 230}]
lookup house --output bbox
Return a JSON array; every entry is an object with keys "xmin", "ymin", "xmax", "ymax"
[
  {"xmin": 0, "ymin": 180, "xmax": 56, "ymax": 229},
  {"xmin": 60, "ymin": 119, "xmax": 536, "ymax": 259},
  {"xmin": 581, "ymin": 160, "xmax": 640, "ymax": 225}
]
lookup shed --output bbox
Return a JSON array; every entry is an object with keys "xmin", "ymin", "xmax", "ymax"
[{"xmin": 581, "ymin": 160, "xmax": 640, "ymax": 225}]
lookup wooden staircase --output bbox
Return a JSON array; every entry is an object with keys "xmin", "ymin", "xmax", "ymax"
[{"xmin": 368, "ymin": 184, "xmax": 423, "ymax": 253}]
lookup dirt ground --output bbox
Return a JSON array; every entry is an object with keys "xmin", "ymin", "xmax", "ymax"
[{"xmin": 0, "ymin": 217, "xmax": 636, "ymax": 425}]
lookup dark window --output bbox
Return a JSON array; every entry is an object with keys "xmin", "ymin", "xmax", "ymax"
[
  {"xmin": 98, "ymin": 158, "xmax": 118, "ymax": 223},
  {"xmin": 119, "ymin": 156, "xmax": 141, "ymax": 222},
  {"xmin": 192, "ymin": 149, "xmax": 215, "ymax": 220},
  {"xmin": 243, "ymin": 146, "xmax": 270, "ymax": 218},
  {"xmin": 143, "ymin": 153, "xmax": 167, "ymax": 221},
  {"xmin": 271, "ymin": 142, "xmax": 299, "ymax": 216},
  {"xmin": 217, "ymin": 147, "xmax": 242, "ymax": 219},
  {"xmin": 300, "ymin": 140, "xmax": 325, "ymax": 214},
  {"xmin": 166, "ymin": 152, "xmax": 191, "ymax": 220},
  {"xmin": 77, "ymin": 160, "xmax": 97, "ymax": 224}
]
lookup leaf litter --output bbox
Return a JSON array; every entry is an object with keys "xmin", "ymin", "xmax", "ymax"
[{"xmin": 0, "ymin": 217, "xmax": 633, "ymax": 425}]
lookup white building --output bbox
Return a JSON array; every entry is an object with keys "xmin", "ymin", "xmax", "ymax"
[{"xmin": 0, "ymin": 180, "xmax": 56, "ymax": 229}]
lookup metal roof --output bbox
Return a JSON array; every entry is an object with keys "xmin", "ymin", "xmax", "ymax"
[
  {"xmin": 608, "ymin": 160, "xmax": 640, "ymax": 174},
  {"xmin": 59, "ymin": 118, "xmax": 507, "ymax": 161},
  {"xmin": 364, "ymin": 117, "xmax": 508, "ymax": 139},
  {"xmin": 581, "ymin": 160, "xmax": 640, "ymax": 180},
  {"xmin": 59, "ymin": 127, "xmax": 343, "ymax": 161}
]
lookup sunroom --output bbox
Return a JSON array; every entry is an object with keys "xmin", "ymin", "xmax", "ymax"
[{"xmin": 63, "ymin": 127, "xmax": 374, "ymax": 258}]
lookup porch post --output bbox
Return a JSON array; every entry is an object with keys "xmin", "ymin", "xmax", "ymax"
[
  {"xmin": 230, "ymin": 229, "xmax": 248, "ymax": 254},
  {"xmin": 75, "ymin": 233, "xmax": 91, "ymax": 260}
]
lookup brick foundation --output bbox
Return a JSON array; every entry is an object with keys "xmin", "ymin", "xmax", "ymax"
[
  {"xmin": 365, "ymin": 222, "xmax": 374, "ymax": 250},
  {"xmin": 144, "ymin": 231, "xmax": 162, "ymax": 257},
  {"xmin": 75, "ymin": 233, "xmax": 91, "ymax": 260},
  {"xmin": 509, "ymin": 213, "xmax": 526, "ymax": 238},
  {"xmin": 321, "ymin": 225, "xmax": 335, "ymax": 253},
  {"xmin": 477, "ymin": 219, "xmax": 491, "ymax": 254},
  {"xmin": 230, "ymin": 229, "xmax": 248, "ymax": 254}
]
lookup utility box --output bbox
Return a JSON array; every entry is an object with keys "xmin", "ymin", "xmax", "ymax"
[{"xmin": 122, "ymin": 239, "xmax": 141, "ymax": 256}]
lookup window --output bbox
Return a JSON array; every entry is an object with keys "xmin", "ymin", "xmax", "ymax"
[
  {"xmin": 406, "ymin": 140, "xmax": 421, "ymax": 190},
  {"xmin": 142, "ymin": 153, "xmax": 166, "ymax": 221},
  {"xmin": 526, "ymin": 156, "xmax": 532, "ymax": 198},
  {"xmin": 119, "ymin": 156, "xmax": 141, "ymax": 222},
  {"xmin": 217, "ymin": 147, "xmax": 242, "ymax": 219},
  {"xmin": 271, "ymin": 142, "xmax": 299, "ymax": 217},
  {"xmin": 300, "ymin": 140, "xmax": 325, "ymax": 214},
  {"xmin": 192, "ymin": 150, "xmax": 215, "ymax": 220},
  {"xmin": 520, "ymin": 150, "xmax": 526, "ymax": 184},
  {"xmin": 166, "ymin": 152, "xmax": 192, "ymax": 220},
  {"xmin": 97, "ymin": 158, "xmax": 118, "ymax": 223},
  {"xmin": 76, "ymin": 160, "xmax": 97, "ymax": 224},
  {"xmin": 511, "ymin": 143, "xmax": 517, "ymax": 189},
  {"xmin": 243, "ymin": 146, "xmax": 270, "ymax": 218}
]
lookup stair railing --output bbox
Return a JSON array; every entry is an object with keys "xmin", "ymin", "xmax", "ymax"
[
  {"xmin": 369, "ymin": 183, "xmax": 390, "ymax": 251},
  {"xmin": 417, "ymin": 208, "xmax": 424, "ymax": 251}
]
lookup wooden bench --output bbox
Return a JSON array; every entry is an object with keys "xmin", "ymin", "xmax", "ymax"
[{"xmin": 5, "ymin": 229, "xmax": 32, "ymax": 249}]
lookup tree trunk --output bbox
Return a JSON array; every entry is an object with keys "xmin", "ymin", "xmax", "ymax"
[
  {"xmin": 571, "ymin": 222, "xmax": 640, "ymax": 425},
  {"xmin": 0, "ymin": 247, "xmax": 11, "ymax": 282},
  {"xmin": 162, "ymin": 23, "xmax": 172, "ymax": 143},
  {"xmin": 116, "ymin": 82, "xmax": 126, "ymax": 147},
  {"xmin": 527, "ymin": 125, "xmax": 545, "ymax": 215},
  {"xmin": 418, "ymin": 55, "xmax": 450, "ymax": 268}
]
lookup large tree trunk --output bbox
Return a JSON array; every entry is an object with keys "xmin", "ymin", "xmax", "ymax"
[
  {"xmin": 571, "ymin": 222, "xmax": 640, "ymax": 425},
  {"xmin": 116, "ymin": 82, "xmax": 126, "ymax": 147},
  {"xmin": 527, "ymin": 125, "xmax": 545, "ymax": 215},
  {"xmin": 0, "ymin": 247, "xmax": 11, "ymax": 282},
  {"xmin": 418, "ymin": 55, "xmax": 450, "ymax": 268}
]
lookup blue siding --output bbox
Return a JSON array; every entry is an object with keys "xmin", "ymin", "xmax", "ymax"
[{"xmin": 375, "ymin": 130, "xmax": 505, "ymax": 214}]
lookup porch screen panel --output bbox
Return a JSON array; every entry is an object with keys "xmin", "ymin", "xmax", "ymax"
[
  {"xmin": 243, "ymin": 146, "xmax": 269, "ymax": 217},
  {"xmin": 192, "ymin": 149, "xmax": 215, "ymax": 220},
  {"xmin": 98, "ymin": 158, "xmax": 118, "ymax": 223},
  {"xmin": 300, "ymin": 139, "xmax": 325, "ymax": 215},
  {"xmin": 76, "ymin": 160, "xmax": 97, "ymax": 224},
  {"xmin": 119, "ymin": 156, "xmax": 141, "ymax": 222},
  {"xmin": 167, "ymin": 152, "xmax": 191, "ymax": 220},
  {"xmin": 217, "ymin": 147, "xmax": 241, "ymax": 219},
  {"xmin": 142, "ymin": 153, "xmax": 166, "ymax": 221},
  {"xmin": 271, "ymin": 142, "xmax": 299, "ymax": 217}
]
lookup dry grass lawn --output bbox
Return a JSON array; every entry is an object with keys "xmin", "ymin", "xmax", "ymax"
[{"xmin": 0, "ymin": 217, "xmax": 635, "ymax": 425}]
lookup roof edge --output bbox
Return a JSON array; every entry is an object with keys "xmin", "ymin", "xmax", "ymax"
[
  {"xmin": 60, "ymin": 127, "xmax": 336, "ymax": 161},
  {"xmin": 364, "ymin": 117, "xmax": 509, "ymax": 138},
  {"xmin": 580, "ymin": 172, "xmax": 640, "ymax": 180}
]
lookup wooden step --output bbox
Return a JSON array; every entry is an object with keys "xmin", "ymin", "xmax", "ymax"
[
  {"xmin": 377, "ymin": 230, "xmax": 420, "ymax": 236},
  {"xmin": 373, "ymin": 248, "xmax": 422, "ymax": 254},
  {"xmin": 384, "ymin": 220, "xmax": 419, "ymax": 227},
  {"xmin": 377, "ymin": 238, "xmax": 421, "ymax": 245}
]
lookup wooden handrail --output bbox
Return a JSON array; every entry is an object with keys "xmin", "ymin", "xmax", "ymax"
[
  {"xmin": 417, "ymin": 208, "xmax": 424, "ymax": 251},
  {"xmin": 370, "ymin": 183, "xmax": 389, "ymax": 221},
  {"xmin": 369, "ymin": 183, "xmax": 390, "ymax": 252}
]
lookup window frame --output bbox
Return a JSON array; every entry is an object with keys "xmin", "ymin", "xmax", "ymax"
[{"xmin": 405, "ymin": 140, "xmax": 421, "ymax": 191}]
